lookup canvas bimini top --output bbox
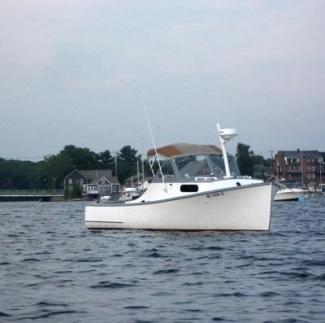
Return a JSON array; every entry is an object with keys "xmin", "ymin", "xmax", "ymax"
[{"xmin": 147, "ymin": 143, "xmax": 222, "ymax": 159}]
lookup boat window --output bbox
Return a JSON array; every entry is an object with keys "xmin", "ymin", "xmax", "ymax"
[
  {"xmin": 228, "ymin": 156, "xmax": 241, "ymax": 177},
  {"xmin": 207, "ymin": 155, "xmax": 225, "ymax": 178},
  {"xmin": 160, "ymin": 160, "xmax": 175, "ymax": 177},
  {"xmin": 180, "ymin": 184, "xmax": 199, "ymax": 192},
  {"xmin": 161, "ymin": 153, "xmax": 241, "ymax": 180},
  {"xmin": 209, "ymin": 155, "xmax": 240, "ymax": 178},
  {"xmin": 175, "ymin": 155, "xmax": 212, "ymax": 178}
]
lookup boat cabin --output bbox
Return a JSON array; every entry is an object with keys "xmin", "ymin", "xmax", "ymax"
[{"xmin": 147, "ymin": 143, "xmax": 240, "ymax": 182}]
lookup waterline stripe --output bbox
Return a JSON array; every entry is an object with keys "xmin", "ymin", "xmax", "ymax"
[{"xmin": 86, "ymin": 220, "xmax": 124, "ymax": 224}]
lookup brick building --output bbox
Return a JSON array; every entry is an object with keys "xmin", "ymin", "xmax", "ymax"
[{"xmin": 272, "ymin": 150, "xmax": 325, "ymax": 189}]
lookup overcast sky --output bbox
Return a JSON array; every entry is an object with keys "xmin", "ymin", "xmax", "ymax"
[{"xmin": 0, "ymin": 0, "xmax": 324, "ymax": 160}]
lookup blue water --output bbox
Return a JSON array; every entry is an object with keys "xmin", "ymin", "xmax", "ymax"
[{"xmin": 0, "ymin": 198, "xmax": 324, "ymax": 322}]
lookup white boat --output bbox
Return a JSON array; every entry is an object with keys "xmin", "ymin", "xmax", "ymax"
[
  {"xmin": 100, "ymin": 195, "xmax": 112, "ymax": 202},
  {"xmin": 274, "ymin": 187, "xmax": 308, "ymax": 201},
  {"xmin": 85, "ymin": 125, "xmax": 274, "ymax": 231}
]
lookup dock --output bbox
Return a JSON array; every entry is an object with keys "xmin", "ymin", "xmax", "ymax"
[{"xmin": 0, "ymin": 190, "xmax": 65, "ymax": 202}]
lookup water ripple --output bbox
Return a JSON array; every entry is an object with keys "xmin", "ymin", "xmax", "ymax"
[
  {"xmin": 90, "ymin": 281, "xmax": 136, "ymax": 289},
  {"xmin": 17, "ymin": 310, "xmax": 85, "ymax": 320},
  {"xmin": 0, "ymin": 199, "xmax": 324, "ymax": 322},
  {"xmin": 153, "ymin": 269, "xmax": 179, "ymax": 274}
]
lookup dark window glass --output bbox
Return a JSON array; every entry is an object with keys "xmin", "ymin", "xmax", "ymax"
[
  {"xmin": 161, "ymin": 160, "xmax": 174, "ymax": 175},
  {"xmin": 180, "ymin": 184, "xmax": 199, "ymax": 192}
]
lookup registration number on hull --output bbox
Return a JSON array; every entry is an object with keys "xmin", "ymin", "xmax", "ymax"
[{"xmin": 206, "ymin": 191, "xmax": 224, "ymax": 198}]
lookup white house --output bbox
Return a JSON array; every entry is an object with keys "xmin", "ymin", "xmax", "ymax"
[{"xmin": 64, "ymin": 169, "xmax": 120, "ymax": 198}]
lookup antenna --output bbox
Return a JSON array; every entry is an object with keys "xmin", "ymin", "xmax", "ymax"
[
  {"xmin": 217, "ymin": 123, "xmax": 237, "ymax": 178},
  {"xmin": 143, "ymin": 106, "xmax": 166, "ymax": 189}
]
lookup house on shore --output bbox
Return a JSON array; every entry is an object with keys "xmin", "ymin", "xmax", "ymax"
[
  {"xmin": 272, "ymin": 150, "xmax": 325, "ymax": 189},
  {"xmin": 64, "ymin": 169, "xmax": 120, "ymax": 198}
]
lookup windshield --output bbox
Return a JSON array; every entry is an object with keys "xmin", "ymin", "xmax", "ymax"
[
  {"xmin": 209, "ymin": 155, "xmax": 240, "ymax": 177},
  {"xmin": 160, "ymin": 159, "xmax": 175, "ymax": 177},
  {"xmin": 175, "ymin": 155, "xmax": 212, "ymax": 178},
  {"xmin": 157, "ymin": 154, "xmax": 240, "ymax": 180},
  {"xmin": 208, "ymin": 155, "xmax": 226, "ymax": 177},
  {"xmin": 228, "ymin": 155, "xmax": 240, "ymax": 177}
]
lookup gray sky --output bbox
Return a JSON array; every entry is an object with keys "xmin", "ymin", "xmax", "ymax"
[{"xmin": 0, "ymin": 0, "xmax": 324, "ymax": 160}]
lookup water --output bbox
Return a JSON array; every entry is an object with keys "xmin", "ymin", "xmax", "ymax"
[{"xmin": 0, "ymin": 198, "xmax": 324, "ymax": 322}]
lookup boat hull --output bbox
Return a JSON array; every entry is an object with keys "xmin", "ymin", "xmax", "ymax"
[
  {"xmin": 274, "ymin": 189, "xmax": 308, "ymax": 201},
  {"xmin": 85, "ymin": 183, "xmax": 273, "ymax": 231}
]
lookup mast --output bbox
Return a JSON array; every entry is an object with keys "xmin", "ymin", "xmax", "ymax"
[
  {"xmin": 298, "ymin": 149, "xmax": 304, "ymax": 188},
  {"xmin": 142, "ymin": 158, "xmax": 145, "ymax": 184},
  {"xmin": 143, "ymin": 107, "xmax": 167, "ymax": 190},
  {"xmin": 137, "ymin": 159, "xmax": 140, "ymax": 186}
]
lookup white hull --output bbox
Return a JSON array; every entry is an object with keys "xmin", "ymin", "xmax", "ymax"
[
  {"xmin": 85, "ymin": 183, "xmax": 273, "ymax": 231},
  {"xmin": 274, "ymin": 188, "xmax": 308, "ymax": 201}
]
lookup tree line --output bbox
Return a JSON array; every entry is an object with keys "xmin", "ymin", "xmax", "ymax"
[
  {"xmin": 0, "ymin": 143, "xmax": 271, "ymax": 190},
  {"xmin": 0, "ymin": 145, "xmax": 143, "ymax": 190}
]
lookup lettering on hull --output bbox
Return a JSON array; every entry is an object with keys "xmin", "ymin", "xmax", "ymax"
[{"xmin": 206, "ymin": 191, "xmax": 224, "ymax": 198}]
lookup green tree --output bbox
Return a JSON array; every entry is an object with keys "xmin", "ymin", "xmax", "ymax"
[
  {"xmin": 62, "ymin": 145, "xmax": 99, "ymax": 170},
  {"xmin": 117, "ymin": 145, "xmax": 140, "ymax": 184},
  {"xmin": 97, "ymin": 150, "xmax": 114, "ymax": 170},
  {"xmin": 236, "ymin": 143, "xmax": 271, "ymax": 179},
  {"xmin": 236, "ymin": 143, "xmax": 254, "ymax": 176},
  {"xmin": 0, "ymin": 158, "xmax": 42, "ymax": 190},
  {"xmin": 64, "ymin": 183, "xmax": 82, "ymax": 199},
  {"xmin": 40, "ymin": 145, "xmax": 103, "ymax": 189},
  {"xmin": 41, "ymin": 153, "xmax": 74, "ymax": 189}
]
